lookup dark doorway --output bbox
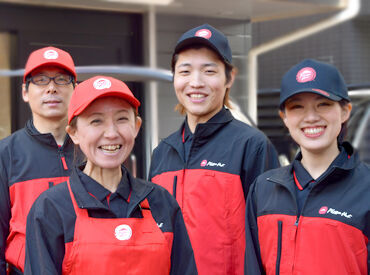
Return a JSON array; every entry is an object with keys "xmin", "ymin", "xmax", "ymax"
[{"xmin": 0, "ymin": 3, "xmax": 146, "ymax": 177}]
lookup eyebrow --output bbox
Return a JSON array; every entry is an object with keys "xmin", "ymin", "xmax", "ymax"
[
  {"xmin": 88, "ymin": 109, "xmax": 130, "ymax": 116},
  {"xmin": 176, "ymin": 62, "xmax": 218, "ymax": 69}
]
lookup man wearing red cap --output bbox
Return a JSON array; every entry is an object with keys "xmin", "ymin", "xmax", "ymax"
[
  {"xmin": 0, "ymin": 46, "xmax": 77, "ymax": 274},
  {"xmin": 149, "ymin": 24, "xmax": 279, "ymax": 275}
]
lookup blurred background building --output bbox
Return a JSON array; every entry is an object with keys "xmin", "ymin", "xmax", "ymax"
[{"xmin": 0, "ymin": 0, "xmax": 369, "ymax": 178}]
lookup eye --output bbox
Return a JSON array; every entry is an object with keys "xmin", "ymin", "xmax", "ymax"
[
  {"xmin": 32, "ymin": 75, "xmax": 49, "ymax": 85},
  {"xmin": 178, "ymin": 69, "xmax": 190, "ymax": 75},
  {"xmin": 90, "ymin": 118, "xmax": 102, "ymax": 125},
  {"xmin": 118, "ymin": 116, "xmax": 129, "ymax": 122},
  {"xmin": 55, "ymin": 74, "xmax": 71, "ymax": 85},
  {"xmin": 205, "ymin": 69, "xmax": 216, "ymax": 74},
  {"xmin": 318, "ymin": 102, "xmax": 331, "ymax": 107},
  {"xmin": 288, "ymin": 104, "xmax": 303, "ymax": 110}
]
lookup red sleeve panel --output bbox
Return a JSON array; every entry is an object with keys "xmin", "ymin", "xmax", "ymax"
[{"xmin": 6, "ymin": 176, "xmax": 68, "ymax": 271}]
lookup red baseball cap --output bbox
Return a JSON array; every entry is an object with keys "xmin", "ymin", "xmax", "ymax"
[
  {"xmin": 68, "ymin": 76, "xmax": 140, "ymax": 124},
  {"xmin": 23, "ymin": 46, "xmax": 76, "ymax": 83}
]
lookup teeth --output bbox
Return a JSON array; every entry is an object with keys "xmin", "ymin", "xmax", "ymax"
[
  {"xmin": 100, "ymin": 145, "xmax": 121, "ymax": 151},
  {"xmin": 304, "ymin": 127, "xmax": 324, "ymax": 135},
  {"xmin": 190, "ymin": 94, "xmax": 205, "ymax": 98}
]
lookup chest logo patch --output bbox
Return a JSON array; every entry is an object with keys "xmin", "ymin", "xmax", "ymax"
[
  {"xmin": 319, "ymin": 206, "xmax": 328, "ymax": 214},
  {"xmin": 115, "ymin": 224, "xmax": 132, "ymax": 240},
  {"xmin": 318, "ymin": 206, "xmax": 352, "ymax": 219},
  {"xmin": 200, "ymin": 159, "xmax": 225, "ymax": 168}
]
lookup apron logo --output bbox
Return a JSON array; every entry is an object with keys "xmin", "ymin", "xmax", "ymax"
[
  {"xmin": 114, "ymin": 224, "xmax": 132, "ymax": 240},
  {"xmin": 43, "ymin": 49, "xmax": 59, "ymax": 60}
]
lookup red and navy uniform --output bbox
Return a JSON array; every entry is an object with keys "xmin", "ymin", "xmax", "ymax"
[
  {"xmin": 0, "ymin": 120, "xmax": 74, "ymax": 274},
  {"xmin": 245, "ymin": 142, "xmax": 370, "ymax": 275},
  {"xmin": 149, "ymin": 108, "xmax": 280, "ymax": 275},
  {"xmin": 24, "ymin": 166, "xmax": 197, "ymax": 275}
]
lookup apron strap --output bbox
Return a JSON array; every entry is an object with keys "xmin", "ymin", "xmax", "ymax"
[
  {"xmin": 139, "ymin": 199, "xmax": 152, "ymax": 218},
  {"xmin": 66, "ymin": 179, "xmax": 89, "ymax": 217}
]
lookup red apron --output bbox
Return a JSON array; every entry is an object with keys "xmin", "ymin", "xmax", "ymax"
[{"xmin": 62, "ymin": 180, "xmax": 171, "ymax": 275}]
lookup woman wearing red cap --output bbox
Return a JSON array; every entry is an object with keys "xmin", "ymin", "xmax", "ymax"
[
  {"xmin": 24, "ymin": 76, "xmax": 197, "ymax": 275},
  {"xmin": 245, "ymin": 59, "xmax": 369, "ymax": 274}
]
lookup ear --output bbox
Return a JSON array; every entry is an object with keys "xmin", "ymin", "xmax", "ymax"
[
  {"xmin": 22, "ymin": 83, "xmax": 29, "ymax": 103},
  {"xmin": 341, "ymin": 102, "xmax": 352, "ymax": 123},
  {"xmin": 279, "ymin": 110, "xmax": 288, "ymax": 126},
  {"xmin": 225, "ymin": 68, "xmax": 236, "ymax": 89},
  {"xmin": 66, "ymin": 125, "xmax": 80, "ymax": 145},
  {"xmin": 134, "ymin": 116, "xmax": 142, "ymax": 138}
]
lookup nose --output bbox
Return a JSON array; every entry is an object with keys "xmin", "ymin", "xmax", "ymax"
[
  {"xmin": 303, "ymin": 106, "xmax": 320, "ymax": 122},
  {"xmin": 189, "ymin": 72, "xmax": 204, "ymax": 88},
  {"xmin": 104, "ymin": 121, "xmax": 119, "ymax": 139},
  {"xmin": 46, "ymin": 79, "xmax": 58, "ymax": 94}
]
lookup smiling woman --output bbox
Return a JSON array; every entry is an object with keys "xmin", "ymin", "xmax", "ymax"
[
  {"xmin": 245, "ymin": 59, "xmax": 370, "ymax": 275},
  {"xmin": 24, "ymin": 76, "xmax": 198, "ymax": 275}
]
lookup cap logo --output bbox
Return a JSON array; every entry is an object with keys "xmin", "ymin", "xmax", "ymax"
[
  {"xmin": 93, "ymin": 78, "xmax": 112, "ymax": 90},
  {"xmin": 43, "ymin": 50, "xmax": 59, "ymax": 60},
  {"xmin": 114, "ymin": 224, "xmax": 132, "ymax": 240},
  {"xmin": 195, "ymin": 29, "xmax": 212, "ymax": 39},
  {"xmin": 312, "ymin": 88, "xmax": 330, "ymax": 97},
  {"xmin": 296, "ymin": 67, "xmax": 316, "ymax": 83},
  {"xmin": 200, "ymin": 160, "xmax": 207, "ymax": 167}
]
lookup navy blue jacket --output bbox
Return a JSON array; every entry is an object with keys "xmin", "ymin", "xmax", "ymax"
[
  {"xmin": 245, "ymin": 142, "xmax": 370, "ymax": 275},
  {"xmin": 0, "ymin": 120, "xmax": 74, "ymax": 274},
  {"xmin": 25, "ymin": 166, "xmax": 197, "ymax": 275},
  {"xmin": 149, "ymin": 108, "xmax": 280, "ymax": 275}
]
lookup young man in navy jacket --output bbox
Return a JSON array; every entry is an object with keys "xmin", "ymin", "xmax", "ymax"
[
  {"xmin": 0, "ymin": 46, "xmax": 76, "ymax": 274},
  {"xmin": 149, "ymin": 24, "xmax": 280, "ymax": 275}
]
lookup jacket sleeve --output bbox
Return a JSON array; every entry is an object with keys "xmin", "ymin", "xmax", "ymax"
[
  {"xmin": 0, "ymin": 162, "xmax": 10, "ymax": 274},
  {"xmin": 245, "ymin": 180, "xmax": 265, "ymax": 275},
  {"xmin": 170, "ymin": 201, "xmax": 198, "ymax": 275},
  {"xmin": 241, "ymin": 135, "xmax": 279, "ymax": 197},
  {"xmin": 148, "ymin": 146, "xmax": 160, "ymax": 181},
  {"xmin": 24, "ymin": 195, "xmax": 65, "ymax": 275}
]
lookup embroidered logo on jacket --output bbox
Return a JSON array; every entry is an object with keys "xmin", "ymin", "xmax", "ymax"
[
  {"xmin": 114, "ymin": 224, "xmax": 132, "ymax": 240},
  {"xmin": 200, "ymin": 159, "xmax": 225, "ymax": 168},
  {"xmin": 318, "ymin": 206, "xmax": 352, "ymax": 219}
]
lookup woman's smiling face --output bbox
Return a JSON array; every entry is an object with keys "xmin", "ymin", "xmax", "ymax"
[
  {"xmin": 68, "ymin": 97, "xmax": 141, "ymax": 170},
  {"xmin": 280, "ymin": 92, "xmax": 351, "ymax": 155}
]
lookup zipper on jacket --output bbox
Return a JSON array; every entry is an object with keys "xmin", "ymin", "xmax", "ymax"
[
  {"xmin": 173, "ymin": 176, "xmax": 178, "ymax": 199},
  {"xmin": 276, "ymin": 220, "xmax": 283, "ymax": 275}
]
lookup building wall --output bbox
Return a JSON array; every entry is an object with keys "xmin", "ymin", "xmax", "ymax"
[
  {"xmin": 0, "ymin": 33, "xmax": 12, "ymax": 139},
  {"xmin": 155, "ymin": 15, "xmax": 251, "ymax": 140},
  {"xmin": 253, "ymin": 13, "xmax": 370, "ymax": 90}
]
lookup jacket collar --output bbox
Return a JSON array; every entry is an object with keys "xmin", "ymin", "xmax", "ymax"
[
  {"xmin": 25, "ymin": 119, "xmax": 73, "ymax": 149},
  {"xmin": 163, "ymin": 107, "xmax": 234, "ymax": 155},
  {"xmin": 269, "ymin": 142, "xmax": 360, "ymax": 188},
  {"xmin": 70, "ymin": 165, "xmax": 153, "ymax": 215}
]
